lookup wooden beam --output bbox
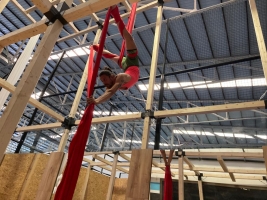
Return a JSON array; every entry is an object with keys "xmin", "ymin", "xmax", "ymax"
[
  {"xmin": 0, "ymin": 34, "xmax": 39, "ymax": 110},
  {"xmin": 57, "ymin": 1, "xmax": 157, "ymax": 43},
  {"xmin": 152, "ymin": 159, "xmax": 175, "ymax": 177},
  {"xmin": 183, "ymin": 151, "xmax": 263, "ymax": 158},
  {"xmin": 198, "ymin": 180, "xmax": 204, "ymax": 200},
  {"xmin": 0, "ymin": 19, "xmax": 47, "ymax": 49},
  {"xmin": 36, "ymin": 152, "xmax": 64, "ymax": 200},
  {"xmin": 94, "ymin": 155, "xmax": 128, "ymax": 173},
  {"xmin": 83, "ymin": 158, "xmax": 112, "ymax": 171},
  {"xmin": 25, "ymin": 0, "xmax": 61, "ymax": 14},
  {"xmin": 31, "ymin": 0, "xmax": 53, "ymax": 13},
  {"xmin": 119, "ymin": 153, "xmax": 131, "ymax": 161},
  {"xmin": 106, "ymin": 153, "xmax": 118, "ymax": 200},
  {"xmin": 157, "ymin": 164, "xmax": 266, "ymax": 175},
  {"xmin": 152, "ymin": 170, "xmax": 265, "ymax": 180},
  {"xmin": 179, "ymin": 155, "xmax": 184, "ymax": 200},
  {"xmin": 217, "ymin": 156, "xmax": 235, "ymax": 182},
  {"xmin": 0, "ymin": 78, "xmax": 64, "ymax": 122},
  {"xmin": 122, "ymin": 0, "xmax": 131, "ymax": 12},
  {"xmin": 0, "ymin": 19, "xmax": 64, "ymax": 163},
  {"xmin": 57, "ymin": 29, "xmax": 101, "ymax": 152},
  {"xmin": 154, "ymin": 101, "xmax": 266, "ymax": 118},
  {"xmin": 0, "ymin": 0, "xmax": 142, "ymax": 48},
  {"xmin": 154, "ymin": 150, "xmax": 263, "ymax": 158},
  {"xmin": 263, "ymin": 146, "xmax": 267, "ymax": 176},
  {"xmin": 142, "ymin": 4, "xmax": 163, "ymax": 149},
  {"xmin": 0, "ymin": 0, "xmax": 9, "ymax": 13},
  {"xmin": 249, "ymin": 0, "xmax": 267, "ymax": 81},
  {"xmin": 16, "ymin": 122, "xmax": 62, "ymax": 132},
  {"xmin": 11, "ymin": 0, "xmax": 36, "ymax": 23},
  {"xmin": 63, "ymin": 0, "xmax": 141, "ymax": 23},
  {"xmin": 183, "ymin": 156, "xmax": 200, "ymax": 175},
  {"xmin": 126, "ymin": 149, "xmax": 153, "ymax": 200}
]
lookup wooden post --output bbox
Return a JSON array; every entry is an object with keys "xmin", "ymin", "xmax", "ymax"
[
  {"xmin": 178, "ymin": 154, "xmax": 184, "ymax": 200},
  {"xmin": 249, "ymin": 0, "xmax": 267, "ymax": 81},
  {"xmin": 0, "ymin": 35, "xmax": 39, "ymax": 110},
  {"xmin": 197, "ymin": 179, "xmax": 204, "ymax": 200},
  {"xmin": 35, "ymin": 152, "xmax": 64, "ymax": 200},
  {"xmin": 263, "ymin": 146, "xmax": 267, "ymax": 176},
  {"xmin": 0, "ymin": 19, "xmax": 64, "ymax": 163},
  {"xmin": 141, "ymin": 4, "xmax": 163, "ymax": 149},
  {"xmin": 57, "ymin": 29, "xmax": 101, "ymax": 152},
  {"xmin": 126, "ymin": 149, "xmax": 153, "ymax": 200},
  {"xmin": 106, "ymin": 153, "xmax": 118, "ymax": 200}
]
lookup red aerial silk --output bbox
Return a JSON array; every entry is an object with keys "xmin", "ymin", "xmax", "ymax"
[
  {"xmin": 54, "ymin": 8, "xmax": 112, "ymax": 200},
  {"xmin": 118, "ymin": 2, "xmax": 137, "ymax": 64},
  {"xmin": 164, "ymin": 165, "xmax": 173, "ymax": 200}
]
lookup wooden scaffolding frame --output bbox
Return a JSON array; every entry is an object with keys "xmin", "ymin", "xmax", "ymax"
[{"xmin": 1, "ymin": 0, "xmax": 267, "ymax": 199}]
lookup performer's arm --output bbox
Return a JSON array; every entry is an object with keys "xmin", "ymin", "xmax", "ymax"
[{"xmin": 87, "ymin": 74, "xmax": 130, "ymax": 105}]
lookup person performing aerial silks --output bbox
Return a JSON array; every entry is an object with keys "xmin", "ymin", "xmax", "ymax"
[{"xmin": 87, "ymin": 4, "xmax": 139, "ymax": 105}]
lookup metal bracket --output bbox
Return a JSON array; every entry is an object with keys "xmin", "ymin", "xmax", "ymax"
[
  {"xmin": 198, "ymin": 173, "xmax": 203, "ymax": 181},
  {"xmin": 44, "ymin": 2, "xmax": 69, "ymax": 26},
  {"xmin": 113, "ymin": 151, "xmax": 120, "ymax": 155},
  {"xmin": 158, "ymin": 0, "xmax": 164, "ymax": 6},
  {"xmin": 61, "ymin": 116, "xmax": 76, "ymax": 130},
  {"xmin": 175, "ymin": 150, "xmax": 185, "ymax": 157},
  {"xmin": 141, "ymin": 110, "xmax": 154, "ymax": 119},
  {"xmin": 96, "ymin": 21, "xmax": 103, "ymax": 29}
]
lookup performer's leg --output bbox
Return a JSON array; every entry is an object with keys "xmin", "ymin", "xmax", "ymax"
[
  {"xmin": 92, "ymin": 44, "xmax": 118, "ymax": 59},
  {"xmin": 110, "ymin": 5, "xmax": 137, "ymax": 50}
]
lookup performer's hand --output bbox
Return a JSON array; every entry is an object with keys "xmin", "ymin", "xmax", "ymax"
[{"xmin": 87, "ymin": 96, "xmax": 98, "ymax": 105}]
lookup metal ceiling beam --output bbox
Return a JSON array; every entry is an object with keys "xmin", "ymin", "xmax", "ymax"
[{"xmin": 41, "ymin": 54, "xmax": 261, "ymax": 98}]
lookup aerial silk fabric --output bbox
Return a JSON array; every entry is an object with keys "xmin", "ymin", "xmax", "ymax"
[
  {"xmin": 118, "ymin": 2, "xmax": 137, "ymax": 66},
  {"xmin": 164, "ymin": 165, "xmax": 173, "ymax": 200},
  {"xmin": 54, "ymin": 8, "xmax": 112, "ymax": 200}
]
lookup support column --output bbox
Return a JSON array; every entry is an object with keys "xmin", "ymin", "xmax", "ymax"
[
  {"xmin": 0, "ymin": 19, "xmax": 64, "ymax": 163},
  {"xmin": 178, "ymin": 151, "xmax": 184, "ymax": 200},
  {"xmin": 57, "ymin": 29, "xmax": 101, "ymax": 152},
  {"xmin": 141, "ymin": 3, "xmax": 163, "ymax": 149},
  {"xmin": 197, "ymin": 175, "xmax": 204, "ymax": 200},
  {"xmin": 0, "ymin": 35, "xmax": 39, "ymax": 110},
  {"xmin": 154, "ymin": 18, "xmax": 169, "ymax": 150},
  {"xmin": 15, "ymin": 50, "xmax": 65, "ymax": 153},
  {"xmin": 249, "ymin": 0, "xmax": 267, "ymax": 81},
  {"xmin": 106, "ymin": 153, "xmax": 118, "ymax": 200},
  {"xmin": 100, "ymin": 104, "xmax": 113, "ymax": 151},
  {"xmin": 126, "ymin": 149, "xmax": 153, "ymax": 200},
  {"xmin": 263, "ymin": 146, "xmax": 267, "ymax": 176}
]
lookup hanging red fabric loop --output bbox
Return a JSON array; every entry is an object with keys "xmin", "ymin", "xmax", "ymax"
[
  {"xmin": 118, "ymin": 2, "xmax": 138, "ymax": 67},
  {"xmin": 54, "ymin": 7, "xmax": 112, "ymax": 200},
  {"xmin": 164, "ymin": 165, "xmax": 173, "ymax": 200}
]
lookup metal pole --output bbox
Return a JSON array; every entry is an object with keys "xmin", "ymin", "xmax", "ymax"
[
  {"xmin": 154, "ymin": 19, "xmax": 170, "ymax": 150},
  {"xmin": 100, "ymin": 103, "xmax": 114, "ymax": 151},
  {"xmin": 15, "ymin": 51, "xmax": 66, "ymax": 153},
  {"xmin": 42, "ymin": 55, "xmax": 260, "ymax": 98},
  {"xmin": 129, "ymin": 123, "xmax": 136, "ymax": 150}
]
